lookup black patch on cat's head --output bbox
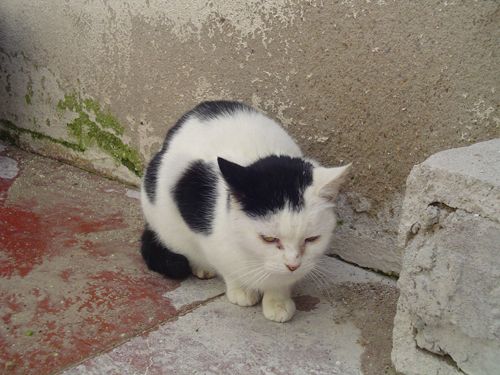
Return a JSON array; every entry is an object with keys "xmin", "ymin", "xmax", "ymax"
[
  {"xmin": 218, "ymin": 155, "xmax": 313, "ymax": 217},
  {"xmin": 172, "ymin": 160, "xmax": 218, "ymax": 234}
]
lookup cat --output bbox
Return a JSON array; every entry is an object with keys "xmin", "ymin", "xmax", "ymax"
[{"xmin": 140, "ymin": 101, "xmax": 350, "ymax": 322}]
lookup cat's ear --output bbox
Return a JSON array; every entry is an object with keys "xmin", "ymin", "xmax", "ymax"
[
  {"xmin": 217, "ymin": 157, "xmax": 249, "ymax": 198},
  {"xmin": 314, "ymin": 164, "xmax": 352, "ymax": 201}
]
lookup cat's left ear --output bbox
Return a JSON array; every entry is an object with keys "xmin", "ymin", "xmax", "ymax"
[
  {"xmin": 314, "ymin": 164, "xmax": 352, "ymax": 201},
  {"xmin": 217, "ymin": 157, "xmax": 250, "ymax": 199}
]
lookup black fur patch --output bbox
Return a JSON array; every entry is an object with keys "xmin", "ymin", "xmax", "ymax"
[
  {"xmin": 192, "ymin": 100, "xmax": 254, "ymax": 120},
  {"xmin": 143, "ymin": 113, "xmax": 191, "ymax": 202},
  {"xmin": 218, "ymin": 155, "xmax": 313, "ymax": 217},
  {"xmin": 144, "ymin": 101, "xmax": 253, "ymax": 202},
  {"xmin": 140, "ymin": 227, "xmax": 191, "ymax": 279},
  {"xmin": 172, "ymin": 160, "xmax": 218, "ymax": 234},
  {"xmin": 143, "ymin": 151, "xmax": 164, "ymax": 202}
]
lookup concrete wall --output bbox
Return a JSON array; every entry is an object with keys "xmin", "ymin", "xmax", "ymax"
[{"xmin": 0, "ymin": 1, "xmax": 498, "ymax": 274}]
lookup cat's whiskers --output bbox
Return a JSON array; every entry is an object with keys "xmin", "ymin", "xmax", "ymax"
[
  {"xmin": 309, "ymin": 265, "xmax": 334, "ymax": 300},
  {"xmin": 266, "ymin": 264, "xmax": 285, "ymax": 273},
  {"xmin": 240, "ymin": 268, "xmax": 268, "ymax": 289},
  {"xmin": 249, "ymin": 270, "xmax": 270, "ymax": 289},
  {"xmin": 307, "ymin": 271, "xmax": 330, "ymax": 300},
  {"xmin": 227, "ymin": 264, "xmax": 258, "ymax": 277},
  {"xmin": 313, "ymin": 264, "xmax": 334, "ymax": 281},
  {"xmin": 226, "ymin": 261, "xmax": 263, "ymax": 279},
  {"xmin": 234, "ymin": 263, "xmax": 265, "ymax": 282},
  {"xmin": 314, "ymin": 259, "xmax": 339, "ymax": 279},
  {"xmin": 306, "ymin": 269, "xmax": 325, "ymax": 293}
]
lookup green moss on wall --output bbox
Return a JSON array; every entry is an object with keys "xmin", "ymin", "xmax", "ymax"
[
  {"xmin": 57, "ymin": 93, "xmax": 143, "ymax": 176},
  {"xmin": 0, "ymin": 119, "xmax": 84, "ymax": 152},
  {"xmin": 82, "ymin": 98, "xmax": 123, "ymax": 135},
  {"xmin": 5, "ymin": 74, "xmax": 12, "ymax": 94},
  {"xmin": 25, "ymin": 84, "xmax": 33, "ymax": 105},
  {"xmin": 0, "ymin": 128, "xmax": 19, "ymax": 145}
]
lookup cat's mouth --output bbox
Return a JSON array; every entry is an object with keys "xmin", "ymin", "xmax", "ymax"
[{"xmin": 270, "ymin": 265, "xmax": 308, "ymax": 277}]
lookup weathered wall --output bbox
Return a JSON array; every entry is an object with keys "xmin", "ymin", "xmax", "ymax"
[{"xmin": 0, "ymin": 1, "xmax": 498, "ymax": 273}]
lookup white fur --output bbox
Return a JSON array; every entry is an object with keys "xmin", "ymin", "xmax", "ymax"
[{"xmin": 141, "ymin": 109, "xmax": 349, "ymax": 322}]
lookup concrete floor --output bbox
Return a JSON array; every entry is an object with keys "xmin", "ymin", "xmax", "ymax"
[{"xmin": 0, "ymin": 142, "xmax": 399, "ymax": 375}]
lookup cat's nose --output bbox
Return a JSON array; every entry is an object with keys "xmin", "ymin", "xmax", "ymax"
[{"xmin": 286, "ymin": 264, "xmax": 300, "ymax": 272}]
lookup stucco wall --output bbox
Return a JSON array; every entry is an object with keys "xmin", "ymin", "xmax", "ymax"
[{"xmin": 1, "ymin": 1, "xmax": 498, "ymax": 273}]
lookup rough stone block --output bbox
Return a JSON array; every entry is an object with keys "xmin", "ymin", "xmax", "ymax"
[{"xmin": 392, "ymin": 139, "xmax": 500, "ymax": 375}]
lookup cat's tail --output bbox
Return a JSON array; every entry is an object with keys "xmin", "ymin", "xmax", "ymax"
[{"xmin": 140, "ymin": 226, "xmax": 191, "ymax": 279}]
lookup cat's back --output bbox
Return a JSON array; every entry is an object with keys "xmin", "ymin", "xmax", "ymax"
[
  {"xmin": 164, "ymin": 101, "xmax": 302, "ymax": 165},
  {"xmin": 142, "ymin": 101, "xmax": 303, "ymax": 218}
]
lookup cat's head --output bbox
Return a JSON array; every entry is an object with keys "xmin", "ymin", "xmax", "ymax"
[{"xmin": 218, "ymin": 155, "xmax": 351, "ymax": 287}]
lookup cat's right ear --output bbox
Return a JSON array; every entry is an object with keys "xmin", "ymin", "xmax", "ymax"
[
  {"xmin": 314, "ymin": 164, "xmax": 352, "ymax": 202},
  {"xmin": 217, "ymin": 157, "xmax": 249, "ymax": 199}
]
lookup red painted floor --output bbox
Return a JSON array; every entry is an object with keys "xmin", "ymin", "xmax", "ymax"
[{"xmin": 0, "ymin": 144, "xmax": 180, "ymax": 374}]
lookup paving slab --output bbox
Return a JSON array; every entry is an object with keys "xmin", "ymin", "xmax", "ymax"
[
  {"xmin": 0, "ymin": 142, "xmax": 400, "ymax": 375},
  {"xmin": 64, "ymin": 259, "xmax": 398, "ymax": 375}
]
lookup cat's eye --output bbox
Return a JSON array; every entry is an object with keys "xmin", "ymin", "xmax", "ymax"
[
  {"xmin": 260, "ymin": 235, "xmax": 279, "ymax": 244},
  {"xmin": 305, "ymin": 235, "xmax": 320, "ymax": 243}
]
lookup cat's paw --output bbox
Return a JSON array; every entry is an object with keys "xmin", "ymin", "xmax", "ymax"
[
  {"xmin": 192, "ymin": 267, "xmax": 217, "ymax": 279},
  {"xmin": 262, "ymin": 296, "xmax": 296, "ymax": 322},
  {"xmin": 226, "ymin": 287, "xmax": 260, "ymax": 307}
]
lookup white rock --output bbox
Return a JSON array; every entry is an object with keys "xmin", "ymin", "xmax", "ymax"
[{"xmin": 392, "ymin": 139, "xmax": 500, "ymax": 375}]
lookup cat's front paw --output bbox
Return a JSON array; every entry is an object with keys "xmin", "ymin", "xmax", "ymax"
[
  {"xmin": 192, "ymin": 267, "xmax": 217, "ymax": 279},
  {"xmin": 226, "ymin": 287, "xmax": 260, "ymax": 307},
  {"xmin": 262, "ymin": 296, "xmax": 296, "ymax": 322}
]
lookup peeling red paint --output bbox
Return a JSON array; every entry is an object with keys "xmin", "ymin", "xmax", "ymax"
[
  {"xmin": 0, "ymin": 294, "xmax": 22, "ymax": 325},
  {"xmin": 78, "ymin": 270, "xmax": 176, "ymax": 321},
  {"xmin": 0, "ymin": 204, "xmax": 129, "ymax": 278},
  {"xmin": 81, "ymin": 239, "xmax": 117, "ymax": 257},
  {"xmin": 0, "ymin": 147, "xmax": 181, "ymax": 375},
  {"xmin": 0, "ymin": 206, "xmax": 47, "ymax": 277},
  {"xmin": 60, "ymin": 269, "xmax": 73, "ymax": 282},
  {"xmin": 62, "ymin": 238, "xmax": 79, "ymax": 247},
  {"xmin": 37, "ymin": 296, "xmax": 65, "ymax": 315},
  {"xmin": 65, "ymin": 211, "xmax": 127, "ymax": 234}
]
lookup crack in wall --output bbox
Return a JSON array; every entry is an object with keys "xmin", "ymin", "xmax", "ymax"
[
  {"xmin": 403, "ymin": 199, "xmax": 499, "ymax": 247},
  {"xmin": 413, "ymin": 335, "xmax": 467, "ymax": 375}
]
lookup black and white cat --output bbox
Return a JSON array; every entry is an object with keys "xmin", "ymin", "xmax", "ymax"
[{"xmin": 140, "ymin": 101, "xmax": 350, "ymax": 322}]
